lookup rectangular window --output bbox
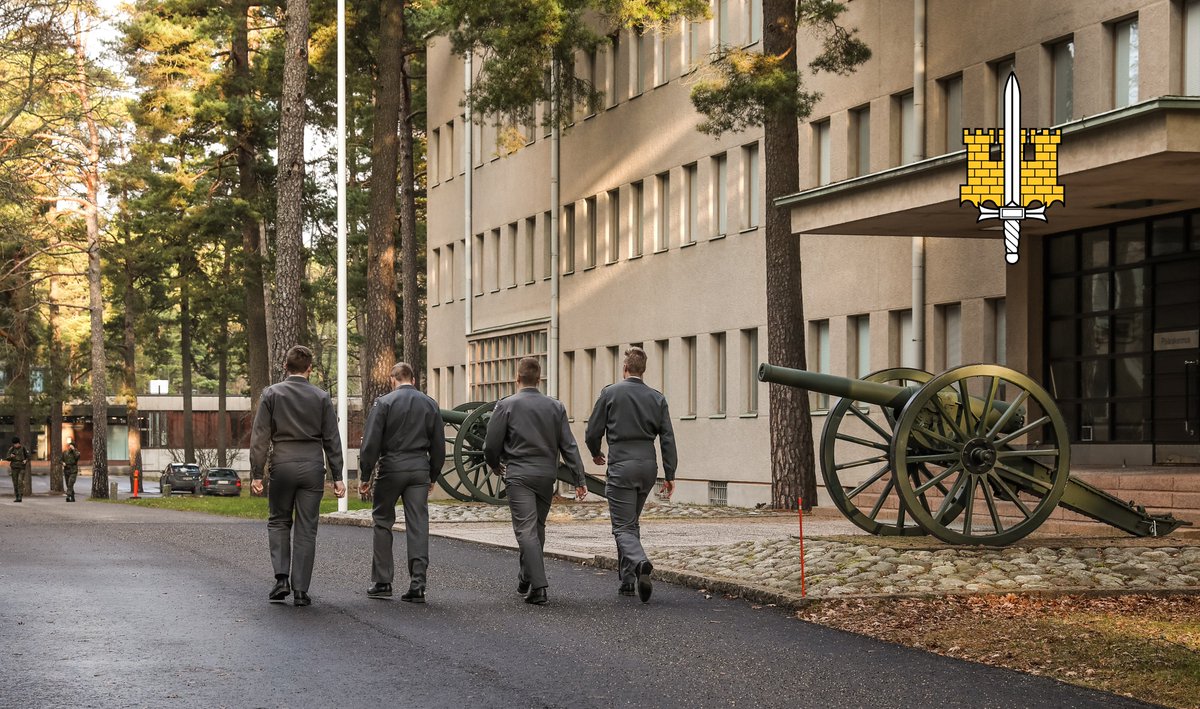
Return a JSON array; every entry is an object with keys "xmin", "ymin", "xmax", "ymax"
[
  {"xmin": 941, "ymin": 303, "xmax": 963, "ymax": 369},
  {"xmin": 584, "ymin": 348, "xmax": 597, "ymax": 404},
  {"xmin": 632, "ymin": 181, "xmax": 645, "ymax": 257},
  {"xmin": 1187, "ymin": 1, "xmax": 1200, "ymax": 95},
  {"xmin": 524, "ymin": 216, "xmax": 536, "ymax": 283},
  {"xmin": 712, "ymin": 332, "xmax": 727, "ymax": 415},
  {"xmin": 473, "ymin": 118, "xmax": 483, "ymax": 167},
  {"xmin": 608, "ymin": 345, "xmax": 620, "ymax": 384},
  {"xmin": 898, "ymin": 91, "xmax": 918, "ymax": 165},
  {"xmin": 741, "ymin": 328, "xmax": 759, "ymax": 413},
  {"xmin": 892, "ymin": 309, "xmax": 916, "ymax": 368},
  {"xmin": 1052, "ymin": 39, "xmax": 1075, "ymax": 124},
  {"xmin": 655, "ymin": 29, "xmax": 668, "ymax": 86},
  {"xmin": 430, "ymin": 367, "xmax": 440, "ymax": 402},
  {"xmin": 446, "ymin": 366, "xmax": 456, "ymax": 407},
  {"xmin": 656, "ymin": 339, "xmax": 670, "ymax": 396},
  {"xmin": 684, "ymin": 336, "xmax": 698, "ymax": 415},
  {"xmin": 812, "ymin": 320, "xmax": 831, "ymax": 409},
  {"xmin": 748, "ymin": 0, "xmax": 762, "ymax": 44},
  {"xmin": 688, "ymin": 19, "xmax": 704, "ymax": 64},
  {"xmin": 656, "ymin": 172, "xmax": 670, "ymax": 251},
  {"xmin": 490, "ymin": 228, "xmax": 501, "ymax": 291},
  {"xmin": 429, "ymin": 128, "xmax": 439, "ymax": 183},
  {"xmin": 1114, "ymin": 18, "xmax": 1139, "ymax": 108},
  {"xmin": 608, "ymin": 33, "xmax": 621, "ymax": 106},
  {"xmin": 542, "ymin": 211, "xmax": 552, "ymax": 280},
  {"xmin": 585, "ymin": 197, "xmax": 598, "ymax": 268},
  {"xmin": 743, "ymin": 143, "xmax": 760, "ymax": 228},
  {"xmin": 634, "ymin": 30, "xmax": 647, "ymax": 96},
  {"xmin": 994, "ymin": 58, "xmax": 1015, "ymax": 125},
  {"xmin": 815, "ymin": 120, "xmax": 831, "ymax": 185},
  {"xmin": 717, "ymin": 0, "xmax": 730, "ymax": 45},
  {"xmin": 563, "ymin": 351, "xmax": 575, "ymax": 417},
  {"xmin": 445, "ymin": 120, "xmax": 455, "ymax": 180},
  {"xmin": 525, "ymin": 103, "xmax": 537, "ymax": 144},
  {"xmin": 469, "ymin": 330, "xmax": 549, "ymax": 402},
  {"xmin": 684, "ymin": 163, "xmax": 699, "ymax": 244},
  {"xmin": 850, "ymin": 315, "xmax": 871, "ymax": 377},
  {"xmin": 988, "ymin": 298, "xmax": 1007, "ymax": 365},
  {"xmin": 607, "ymin": 189, "xmax": 620, "ymax": 263},
  {"xmin": 562, "ymin": 204, "xmax": 576, "ymax": 274},
  {"xmin": 507, "ymin": 222, "xmax": 518, "ymax": 287},
  {"xmin": 445, "ymin": 242, "xmax": 456, "ymax": 303},
  {"xmin": 588, "ymin": 49, "xmax": 599, "ymax": 117},
  {"xmin": 943, "ymin": 75, "xmax": 963, "ymax": 152},
  {"xmin": 853, "ymin": 106, "xmax": 870, "ymax": 177},
  {"xmin": 430, "ymin": 248, "xmax": 440, "ymax": 305},
  {"xmin": 708, "ymin": 480, "xmax": 728, "ymax": 506},
  {"xmin": 472, "ymin": 233, "xmax": 484, "ymax": 295},
  {"xmin": 713, "ymin": 154, "xmax": 728, "ymax": 236}
]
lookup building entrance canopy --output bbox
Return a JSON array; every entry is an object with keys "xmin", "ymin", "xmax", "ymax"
[{"xmin": 778, "ymin": 99, "xmax": 1200, "ymax": 240}]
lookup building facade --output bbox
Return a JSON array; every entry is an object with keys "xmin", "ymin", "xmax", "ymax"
[{"xmin": 425, "ymin": 0, "xmax": 1200, "ymax": 507}]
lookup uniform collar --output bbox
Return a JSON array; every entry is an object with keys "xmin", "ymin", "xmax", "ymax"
[{"xmin": 286, "ymin": 374, "xmax": 308, "ymax": 382}]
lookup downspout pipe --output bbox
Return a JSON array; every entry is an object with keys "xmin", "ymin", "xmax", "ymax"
[
  {"xmin": 548, "ymin": 59, "xmax": 561, "ymax": 399},
  {"xmin": 465, "ymin": 54, "xmax": 474, "ymax": 348},
  {"xmin": 912, "ymin": 0, "xmax": 926, "ymax": 369}
]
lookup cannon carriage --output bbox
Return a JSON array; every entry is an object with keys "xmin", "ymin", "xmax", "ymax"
[
  {"xmin": 759, "ymin": 363, "xmax": 1191, "ymax": 545},
  {"xmin": 436, "ymin": 401, "xmax": 607, "ymax": 505}
]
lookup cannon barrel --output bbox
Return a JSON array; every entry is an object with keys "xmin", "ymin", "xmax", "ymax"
[
  {"xmin": 441, "ymin": 407, "xmax": 470, "ymax": 426},
  {"xmin": 758, "ymin": 363, "xmax": 916, "ymax": 410}
]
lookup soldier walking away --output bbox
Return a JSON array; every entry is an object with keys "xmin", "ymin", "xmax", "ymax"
[
  {"xmin": 7, "ymin": 437, "xmax": 30, "ymax": 503},
  {"xmin": 249, "ymin": 346, "xmax": 346, "ymax": 607},
  {"xmin": 585, "ymin": 347, "xmax": 678, "ymax": 603},
  {"xmin": 484, "ymin": 357, "xmax": 587, "ymax": 606},
  {"xmin": 358, "ymin": 362, "xmax": 445, "ymax": 603},
  {"xmin": 63, "ymin": 441, "xmax": 81, "ymax": 502}
]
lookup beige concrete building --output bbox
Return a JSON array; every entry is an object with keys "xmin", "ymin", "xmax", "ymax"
[{"xmin": 425, "ymin": 0, "xmax": 1200, "ymax": 507}]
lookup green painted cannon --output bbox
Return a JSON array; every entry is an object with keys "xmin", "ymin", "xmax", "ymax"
[
  {"xmin": 438, "ymin": 402, "xmax": 606, "ymax": 505},
  {"xmin": 759, "ymin": 363, "xmax": 1191, "ymax": 545}
]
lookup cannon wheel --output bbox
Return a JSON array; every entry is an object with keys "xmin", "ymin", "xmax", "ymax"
[
  {"xmin": 436, "ymin": 402, "xmax": 484, "ymax": 501},
  {"xmin": 455, "ymin": 401, "xmax": 507, "ymax": 505},
  {"xmin": 892, "ymin": 364, "xmax": 1070, "ymax": 545},
  {"xmin": 821, "ymin": 367, "xmax": 941, "ymax": 536}
]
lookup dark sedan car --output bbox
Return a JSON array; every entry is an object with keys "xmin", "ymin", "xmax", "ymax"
[
  {"xmin": 200, "ymin": 468, "xmax": 243, "ymax": 496},
  {"xmin": 161, "ymin": 463, "xmax": 201, "ymax": 494}
]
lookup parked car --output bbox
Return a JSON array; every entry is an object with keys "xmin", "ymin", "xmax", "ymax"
[
  {"xmin": 200, "ymin": 468, "xmax": 242, "ymax": 496},
  {"xmin": 161, "ymin": 463, "xmax": 201, "ymax": 494}
]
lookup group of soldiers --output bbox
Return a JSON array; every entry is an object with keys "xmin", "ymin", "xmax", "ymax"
[
  {"xmin": 6, "ymin": 437, "xmax": 81, "ymax": 503},
  {"xmin": 251, "ymin": 344, "xmax": 676, "ymax": 607}
]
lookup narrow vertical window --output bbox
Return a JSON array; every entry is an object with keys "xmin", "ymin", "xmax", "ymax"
[
  {"xmin": 607, "ymin": 189, "xmax": 620, "ymax": 263},
  {"xmin": 656, "ymin": 172, "xmax": 670, "ymax": 251},
  {"xmin": 742, "ymin": 328, "xmax": 758, "ymax": 414},
  {"xmin": 524, "ymin": 217, "xmax": 536, "ymax": 284},
  {"xmin": 815, "ymin": 120, "xmax": 831, "ymax": 185},
  {"xmin": 542, "ymin": 211, "xmax": 552, "ymax": 280},
  {"xmin": 607, "ymin": 345, "xmax": 620, "ymax": 384},
  {"xmin": 473, "ymin": 233, "xmax": 484, "ymax": 295},
  {"xmin": 429, "ymin": 128, "xmax": 439, "ymax": 184},
  {"xmin": 898, "ymin": 91, "xmax": 917, "ymax": 165},
  {"xmin": 850, "ymin": 315, "xmax": 871, "ymax": 378},
  {"xmin": 1114, "ymin": 18, "xmax": 1139, "ymax": 108},
  {"xmin": 853, "ymin": 106, "xmax": 870, "ymax": 177},
  {"xmin": 430, "ymin": 248, "xmax": 440, "ymax": 304},
  {"xmin": 585, "ymin": 348, "xmax": 596, "ymax": 405},
  {"xmin": 717, "ymin": 0, "xmax": 730, "ymax": 45},
  {"xmin": 507, "ymin": 223, "xmax": 518, "ymax": 287},
  {"xmin": 748, "ymin": 0, "xmax": 762, "ymax": 45},
  {"xmin": 713, "ymin": 154, "xmax": 728, "ymax": 236},
  {"xmin": 943, "ymin": 75, "xmax": 963, "ymax": 152},
  {"xmin": 684, "ymin": 163, "xmax": 699, "ymax": 244},
  {"xmin": 631, "ymin": 181, "xmax": 644, "ymax": 257},
  {"xmin": 563, "ymin": 351, "xmax": 575, "ymax": 417},
  {"xmin": 634, "ymin": 29, "xmax": 646, "ymax": 95},
  {"xmin": 743, "ymin": 143, "xmax": 759, "ymax": 228},
  {"xmin": 688, "ymin": 19, "xmax": 704, "ymax": 64},
  {"xmin": 491, "ymin": 228, "xmax": 500, "ymax": 291},
  {"xmin": 813, "ymin": 320, "xmax": 831, "ymax": 409},
  {"xmin": 656, "ymin": 339, "xmax": 670, "ymax": 396},
  {"xmin": 941, "ymin": 303, "xmax": 963, "ymax": 369},
  {"xmin": 586, "ymin": 49, "xmax": 599, "ymax": 117},
  {"xmin": 994, "ymin": 58, "xmax": 1015, "ymax": 125},
  {"xmin": 684, "ymin": 336, "xmax": 697, "ymax": 415},
  {"xmin": 712, "ymin": 332, "xmax": 727, "ymax": 415},
  {"xmin": 988, "ymin": 298, "xmax": 1007, "ymax": 365},
  {"xmin": 608, "ymin": 32, "xmax": 621, "ymax": 105},
  {"xmin": 892, "ymin": 309, "xmax": 916, "ymax": 368},
  {"xmin": 445, "ymin": 121, "xmax": 455, "ymax": 179},
  {"xmin": 655, "ymin": 29, "xmax": 668, "ymax": 86},
  {"xmin": 445, "ymin": 242, "xmax": 455, "ymax": 303},
  {"xmin": 562, "ymin": 204, "xmax": 576, "ymax": 275},
  {"xmin": 585, "ymin": 197, "xmax": 597, "ymax": 268},
  {"xmin": 1187, "ymin": 1, "xmax": 1200, "ymax": 95},
  {"xmin": 1052, "ymin": 39, "xmax": 1074, "ymax": 124}
]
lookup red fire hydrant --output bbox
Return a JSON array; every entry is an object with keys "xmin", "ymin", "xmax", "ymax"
[{"xmin": 132, "ymin": 468, "xmax": 140, "ymax": 499}]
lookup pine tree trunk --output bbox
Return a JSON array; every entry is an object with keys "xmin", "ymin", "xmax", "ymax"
[
  {"xmin": 218, "ymin": 318, "xmax": 229, "ymax": 468},
  {"xmin": 74, "ymin": 11, "xmax": 107, "ymax": 499},
  {"xmin": 11, "ymin": 253, "xmax": 33, "ymax": 497},
  {"xmin": 763, "ymin": 0, "xmax": 816, "ymax": 511},
  {"xmin": 180, "ymin": 253, "xmax": 195, "ymax": 464},
  {"xmin": 363, "ymin": 0, "xmax": 404, "ymax": 410},
  {"xmin": 122, "ymin": 259, "xmax": 143, "ymax": 492},
  {"xmin": 48, "ymin": 267, "xmax": 64, "ymax": 493},
  {"xmin": 272, "ymin": 0, "xmax": 310, "ymax": 375},
  {"xmin": 398, "ymin": 33, "xmax": 422, "ymax": 389},
  {"xmin": 232, "ymin": 0, "xmax": 270, "ymax": 410}
]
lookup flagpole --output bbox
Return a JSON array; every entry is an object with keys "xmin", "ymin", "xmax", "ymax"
[{"xmin": 336, "ymin": 0, "xmax": 349, "ymax": 512}]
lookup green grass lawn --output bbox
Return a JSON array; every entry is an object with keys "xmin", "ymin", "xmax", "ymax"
[{"xmin": 106, "ymin": 493, "xmax": 372, "ymax": 519}]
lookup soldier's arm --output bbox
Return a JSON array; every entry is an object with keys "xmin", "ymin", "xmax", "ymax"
[
  {"xmin": 320, "ymin": 392, "xmax": 345, "ymax": 482},
  {"xmin": 428, "ymin": 401, "xmax": 446, "ymax": 483},
  {"xmin": 248, "ymin": 391, "xmax": 273, "ymax": 480},
  {"xmin": 483, "ymin": 402, "xmax": 508, "ymax": 472},
  {"xmin": 583, "ymin": 390, "xmax": 607, "ymax": 458},
  {"xmin": 658, "ymin": 397, "xmax": 678, "ymax": 481},
  {"xmin": 557, "ymin": 404, "xmax": 586, "ymax": 487},
  {"xmin": 358, "ymin": 399, "xmax": 386, "ymax": 481}
]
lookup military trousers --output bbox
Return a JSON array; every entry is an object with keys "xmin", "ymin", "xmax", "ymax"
[
  {"xmin": 10, "ymin": 467, "xmax": 24, "ymax": 500},
  {"xmin": 506, "ymin": 474, "xmax": 556, "ymax": 590},
  {"xmin": 64, "ymin": 469, "xmax": 78, "ymax": 498},
  {"xmin": 370, "ymin": 469, "xmax": 430, "ymax": 589},
  {"xmin": 605, "ymin": 460, "xmax": 658, "ymax": 584},
  {"xmin": 267, "ymin": 459, "xmax": 326, "ymax": 593}
]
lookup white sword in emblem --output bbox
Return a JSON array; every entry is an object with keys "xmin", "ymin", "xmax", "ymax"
[{"xmin": 1002, "ymin": 71, "xmax": 1022, "ymax": 264}]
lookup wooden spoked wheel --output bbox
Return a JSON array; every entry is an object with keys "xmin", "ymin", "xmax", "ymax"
[
  {"xmin": 436, "ymin": 402, "xmax": 484, "ymax": 501},
  {"xmin": 892, "ymin": 364, "xmax": 1070, "ymax": 546},
  {"xmin": 455, "ymin": 401, "xmax": 507, "ymax": 505},
  {"xmin": 820, "ymin": 368, "xmax": 940, "ymax": 536}
]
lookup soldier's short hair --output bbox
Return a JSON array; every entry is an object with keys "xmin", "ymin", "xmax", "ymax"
[
  {"xmin": 623, "ymin": 347, "xmax": 648, "ymax": 376},
  {"xmin": 390, "ymin": 362, "xmax": 415, "ymax": 381},
  {"xmin": 517, "ymin": 357, "xmax": 541, "ymax": 386},
  {"xmin": 284, "ymin": 345, "xmax": 314, "ymax": 374},
  {"xmin": 11, "ymin": 436, "xmax": 19, "ymax": 444}
]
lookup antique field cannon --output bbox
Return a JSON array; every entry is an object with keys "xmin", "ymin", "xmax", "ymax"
[
  {"xmin": 759, "ymin": 363, "xmax": 1191, "ymax": 545},
  {"xmin": 438, "ymin": 402, "xmax": 606, "ymax": 505}
]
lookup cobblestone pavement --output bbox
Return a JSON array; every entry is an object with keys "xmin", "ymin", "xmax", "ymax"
[
  {"xmin": 651, "ymin": 537, "xmax": 1200, "ymax": 598},
  {"xmin": 325, "ymin": 499, "xmax": 787, "ymax": 524}
]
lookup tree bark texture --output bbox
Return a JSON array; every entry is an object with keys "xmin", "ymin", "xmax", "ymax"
[
  {"xmin": 363, "ymin": 0, "xmax": 404, "ymax": 410},
  {"xmin": 271, "ymin": 0, "xmax": 310, "ymax": 378},
  {"xmin": 231, "ymin": 0, "xmax": 271, "ymax": 410},
  {"xmin": 763, "ymin": 0, "xmax": 817, "ymax": 511},
  {"xmin": 180, "ymin": 252, "xmax": 195, "ymax": 464},
  {"xmin": 122, "ymin": 258, "xmax": 143, "ymax": 492},
  {"xmin": 398, "ymin": 38, "xmax": 422, "ymax": 389},
  {"xmin": 48, "ymin": 273, "xmax": 64, "ymax": 493},
  {"xmin": 11, "ymin": 250, "xmax": 33, "ymax": 497}
]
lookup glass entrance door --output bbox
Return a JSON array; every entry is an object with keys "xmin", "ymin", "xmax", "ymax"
[{"xmin": 1152, "ymin": 258, "xmax": 1200, "ymax": 462}]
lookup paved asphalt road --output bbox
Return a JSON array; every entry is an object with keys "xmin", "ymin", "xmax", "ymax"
[{"xmin": 0, "ymin": 493, "xmax": 1152, "ymax": 709}]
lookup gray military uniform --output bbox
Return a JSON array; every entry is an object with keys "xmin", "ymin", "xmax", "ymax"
[
  {"xmin": 483, "ymin": 387, "xmax": 585, "ymax": 591},
  {"xmin": 249, "ymin": 375, "xmax": 344, "ymax": 594},
  {"xmin": 359, "ymin": 384, "xmax": 445, "ymax": 590},
  {"xmin": 585, "ymin": 377, "xmax": 677, "ymax": 586}
]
